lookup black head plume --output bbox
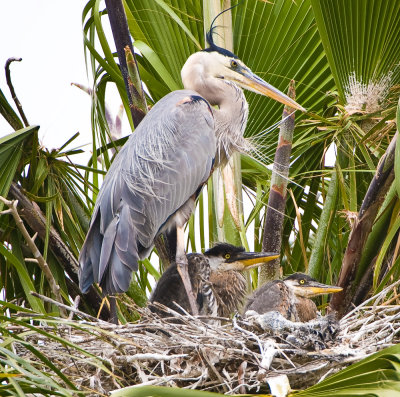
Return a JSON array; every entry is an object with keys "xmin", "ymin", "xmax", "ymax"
[{"xmin": 203, "ymin": 2, "xmax": 242, "ymax": 59}]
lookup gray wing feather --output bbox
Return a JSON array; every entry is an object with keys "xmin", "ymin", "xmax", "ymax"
[
  {"xmin": 244, "ymin": 281, "xmax": 286, "ymax": 314},
  {"xmin": 79, "ymin": 90, "xmax": 215, "ymax": 294}
]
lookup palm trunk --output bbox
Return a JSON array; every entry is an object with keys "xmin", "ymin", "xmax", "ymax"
[{"xmin": 260, "ymin": 81, "xmax": 296, "ymax": 284}]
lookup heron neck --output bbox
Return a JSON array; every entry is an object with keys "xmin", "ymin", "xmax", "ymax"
[
  {"xmin": 213, "ymin": 80, "xmax": 249, "ymax": 166},
  {"xmin": 186, "ymin": 77, "xmax": 249, "ymax": 167}
]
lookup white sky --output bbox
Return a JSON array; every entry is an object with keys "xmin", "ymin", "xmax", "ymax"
[{"xmin": 0, "ymin": 1, "xmax": 122, "ymax": 157}]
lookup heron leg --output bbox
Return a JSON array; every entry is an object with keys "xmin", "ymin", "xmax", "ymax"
[
  {"xmin": 109, "ymin": 296, "xmax": 118, "ymax": 324},
  {"xmin": 176, "ymin": 225, "xmax": 199, "ymax": 316}
]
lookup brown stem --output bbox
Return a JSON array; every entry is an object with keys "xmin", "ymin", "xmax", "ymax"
[{"xmin": 125, "ymin": 46, "xmax": 147, "ymax": 122}]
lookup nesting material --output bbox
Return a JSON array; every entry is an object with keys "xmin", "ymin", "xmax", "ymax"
[{"xmin": 7, "ymin": 283, "xmax": 400, "ymax": 395}]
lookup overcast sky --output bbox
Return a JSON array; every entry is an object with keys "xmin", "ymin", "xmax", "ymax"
[{"xmin": 0, "ymin": 1, "xmax": 123, "ymax": 159}]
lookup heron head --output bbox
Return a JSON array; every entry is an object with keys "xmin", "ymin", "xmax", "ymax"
[
  {"xmin": 283, "ymin": 273, "xmax": 343, "ymax": 298},
  {"xmin": 204, "ymin": 243, "xmax": 279, "ymax": 272},
  {"xmin": 181, "ymin": 27, "xmax": 306, "ymax": 111}
]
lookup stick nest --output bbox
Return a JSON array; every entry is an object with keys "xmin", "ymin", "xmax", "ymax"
[{"xmin": 7, "ymin": 281, "xmax": 400, "ymax": 396}]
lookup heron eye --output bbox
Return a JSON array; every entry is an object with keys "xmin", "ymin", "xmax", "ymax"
[
  {"xmin": 224, "ymin": 253, "xmax": 231, "ymax": 259},
  {"xmin": 230, "ymin": 60, "xmax": 238, "ymax": 68},
  {"xmin": 299, "ymin": 279, "xmax": 305, "ymax": 285}
]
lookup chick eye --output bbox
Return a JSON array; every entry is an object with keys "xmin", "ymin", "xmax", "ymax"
[
  {"xmin": 230, "ymin": 59, "xmax": 238, "ymax": 68},
  {"xmin": 299, "ymin": 279, "xmax": 305, "ymax": 285},
  {"xmin": 224, "ymin": 253, "xmax": 231, "ymax": 259}
]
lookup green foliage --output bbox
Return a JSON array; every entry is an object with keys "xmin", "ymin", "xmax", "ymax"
[
  {"xmin": 0, "ymin": 126, "xmax": 38, "ymax": 209},
  {"xmin": 295, "ymin": 344, "xmax": 400, "ymax": 396}
]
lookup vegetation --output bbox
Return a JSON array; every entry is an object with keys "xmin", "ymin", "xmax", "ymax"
[{"xmin": 1, "ymin": 0, "xmax": 400, "ymax": 395}]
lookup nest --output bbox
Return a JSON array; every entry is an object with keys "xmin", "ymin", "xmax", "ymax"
[{"xmin": 7, "ymin": 281, "xmax": 400, "ymax": 396}]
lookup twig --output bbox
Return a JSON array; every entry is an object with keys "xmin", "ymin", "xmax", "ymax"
[
  {"xmin": 69, "ymin": 296, "xmax": 81, "ymax": 320},
  {"xmin": 5, "ymin": 57, "xmax": 29, "ymax": 127},
  {"xmin": 0, "ymin": 196, "xmax": 66, "ymax": 317},
  {"xmin": 30, "ymin": 292, "xmax": 101, "ymax": 322},
  {"xmin": 118, "ymin": 353, "xmax": 188, "ymax": 362}
]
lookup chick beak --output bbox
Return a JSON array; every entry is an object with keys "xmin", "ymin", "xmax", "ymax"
[
  {"xmin": 301, "ymin": 281, "xmax": 343, "ymax": 297},
  {"xmin": 229, "ymin": 251, "xmax": 280, "ymax": 270}
]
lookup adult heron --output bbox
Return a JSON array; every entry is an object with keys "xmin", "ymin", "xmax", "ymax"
[
  {"xmin": 78, "ymin": 13, "xmax": 305, "ymax": 315},
  {"xmin": 244, "ymin": 273, "xmax": 342, "ymax": 322},
  {"xmin": 150, "ymin": 243, "xmax": 278, "ymax": 319}
]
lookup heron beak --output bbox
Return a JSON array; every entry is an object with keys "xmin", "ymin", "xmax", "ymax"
[
  {"xmin": 235, "ymin": 68, "xmax": 306, "ymax": 112},
  {"xmin": 228, "ymin": 251, "xmax": 280, "ymax": 270},
  {"xmin": 298, "ymin": 282, "xmax": 343, "ymax": 298}
]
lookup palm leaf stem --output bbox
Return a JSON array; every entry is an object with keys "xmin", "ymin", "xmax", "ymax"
[
  {"xmin": 308, "ymin": 170, "xmax": 339, "ymax": 280},
  {"xmin": 330, "ymin": 134, "xmax": 397, "ymax": 316}
]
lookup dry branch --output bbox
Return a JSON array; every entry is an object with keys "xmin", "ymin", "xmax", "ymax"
[{"xmin": 5, "ymin": 57, "xmax": 29, "ymax": 127}]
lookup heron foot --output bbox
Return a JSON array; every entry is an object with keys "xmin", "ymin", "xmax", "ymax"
[{"xmin": 176, "ymin": 254, "xmax": 199, "ymax": 316}]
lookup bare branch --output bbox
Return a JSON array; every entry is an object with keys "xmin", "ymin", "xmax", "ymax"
[{"xmin": 5, "ymin": 57, "xmax": 29, "ymax": 127}]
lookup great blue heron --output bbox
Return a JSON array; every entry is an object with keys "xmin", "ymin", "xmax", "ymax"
[
  {"xmin": 150, "ymin": 243, "xmax": 278, "ymax": 319},
  {"xmin": 78, "ymin": 12, "xmax": 305, "ymax": 315},
  {"xmin": 244, "ymin": 273, "xmax": 342, "ymax": 322}
]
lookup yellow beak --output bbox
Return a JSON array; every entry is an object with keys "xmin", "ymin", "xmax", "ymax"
[
  {"xmin": 231, "ymin": 251, "xmax": 280, "ymax": 270},
  {"xmin": 235, "ymin": 68, "xmax": 306, "ymax": 112}
]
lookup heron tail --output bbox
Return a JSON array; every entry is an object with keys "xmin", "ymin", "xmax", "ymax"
[{"xmin": 79, "ymin": 204, "xmax": 140, "ymax": 295}]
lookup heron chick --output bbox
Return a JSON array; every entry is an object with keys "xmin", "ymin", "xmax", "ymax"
[
  {"xmin": 244, "ymin": 273, "xmax": 342, "ymax": 322},
  {"xmin": 150, "ymin": 243, "xmax": 278, "ymax": 319},
  {"xmin": 78, "ymin": 10, "xmax": 305, "ymax": 316}
]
